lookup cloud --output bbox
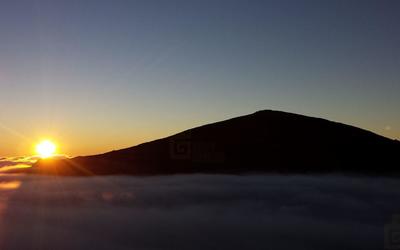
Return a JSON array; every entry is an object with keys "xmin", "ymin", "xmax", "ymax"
[
  {"xmin": 0, "ymin": 156, "xmax": 38, "ymax": 168},
  {"xmin": 0, "ymin": 174, "xmax": 398, "ymax": 250},
  {"xmin": 0, "ymin": 155, "xmax": 69, "ymax": 169}
]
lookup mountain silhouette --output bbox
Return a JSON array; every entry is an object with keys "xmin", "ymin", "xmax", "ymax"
[{"xmin": 30, "ymin": 110, "xmax": 399, "ymax": 176}]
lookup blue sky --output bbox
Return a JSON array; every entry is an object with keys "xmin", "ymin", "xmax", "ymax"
[{"xmin": 0, "ymin": 0, "xmax": 399, "ymax": 156}]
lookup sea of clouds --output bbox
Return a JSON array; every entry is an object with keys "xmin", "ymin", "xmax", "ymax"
[
  {"xmin": 0, "ymin": 156, "xmax": 38, "ymax": 168},
  {"xmin": 0, "ymin": 173, "xmax": 399, "ymax": 250}
]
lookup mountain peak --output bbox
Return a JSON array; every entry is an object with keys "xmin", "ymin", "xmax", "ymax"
[{"xmin": 30, "ymin": 110, "xmax": 399, "ymax": 176}]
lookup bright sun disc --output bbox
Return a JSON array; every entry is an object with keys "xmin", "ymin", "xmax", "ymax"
[{"xmin": 36, "ymin": 140, "xmax": 57, "ymax": 158}]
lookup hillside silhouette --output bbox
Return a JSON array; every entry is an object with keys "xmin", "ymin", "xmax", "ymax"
[{"xmin": 31, "ymin": 110, "xmax": 399, "ymax": 176}]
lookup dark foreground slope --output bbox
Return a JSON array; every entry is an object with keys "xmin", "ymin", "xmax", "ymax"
[{"xmin": 31, "ymin": 110, "xmax": 399, "ymax": 176}]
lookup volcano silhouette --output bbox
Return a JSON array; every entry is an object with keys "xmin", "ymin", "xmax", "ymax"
[{"xmin": 31, "ymin": 110, "xmax": 399, "ymax": 176}]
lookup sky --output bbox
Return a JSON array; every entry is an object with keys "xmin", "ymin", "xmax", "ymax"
[{"xmin": 0, "ymin": 0, "xmax": 399, "ymax": 157}]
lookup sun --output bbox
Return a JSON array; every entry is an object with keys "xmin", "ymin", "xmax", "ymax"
[{"xmin": 35, "ymin": 140, "xmax": 57, "ymax": 158}]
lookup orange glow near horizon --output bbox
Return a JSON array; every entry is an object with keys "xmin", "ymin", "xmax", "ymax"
[
  {"xmin": 35, "ymin": 140, "xmax": 57, "ymax": 159},
  {"xmin": 0, "ymin": 181, "xmax": 21, "ymax": 190}
]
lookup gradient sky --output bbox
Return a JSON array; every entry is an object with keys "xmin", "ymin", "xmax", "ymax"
[{"xmin": 0, "ymin": 0, "xmax": 399, "ymax": 157}]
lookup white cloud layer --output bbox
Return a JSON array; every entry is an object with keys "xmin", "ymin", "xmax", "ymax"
[{"xmin": 0, "ymin": 174, "xmax": 399, "ymax": 250}]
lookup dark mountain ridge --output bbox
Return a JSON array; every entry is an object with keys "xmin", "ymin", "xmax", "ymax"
[{"xmin": 30, "ymin": 110, "xmax": 400, "ymax": 176}]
